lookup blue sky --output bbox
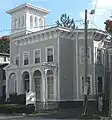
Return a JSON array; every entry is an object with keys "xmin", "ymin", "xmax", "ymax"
[{"xmin": 0, "ymin": 0, "xmax": 112, "ymax": 36}]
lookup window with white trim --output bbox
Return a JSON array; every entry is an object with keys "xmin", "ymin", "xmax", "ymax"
[
  {"xmin": 46, "ymin": 47, "xmax": 54, "ymax": 63},
  {"xmin": 47, "ymin": 70, "xmax": 54, "ymax": 100},
  {"xmin": 81, "ymin": 76, "xmax": 92, "ymax": 94},
  {"xmin": 34, "ymin": 49, "xmax": 41, "ymax": 63},
  {"xmin": 23, "ymin": 52, "xmax": 29, "ymax": 65},
  {"xmin": 97, "ymin": 49, "xmax": 102, "ymax": 64},
  {"xmin": 80, "ymin": 47, "xmax": 91, "ymax": 64}
]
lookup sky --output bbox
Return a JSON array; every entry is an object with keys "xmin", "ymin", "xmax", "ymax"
[{"xmin": 0, "ymin": 0, "xmax": 112, "ymax": 36}]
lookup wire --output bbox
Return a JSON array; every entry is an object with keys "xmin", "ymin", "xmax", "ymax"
[{"xmin": 91, "ymin": 22, "xmax": 102, "ymax": 30}]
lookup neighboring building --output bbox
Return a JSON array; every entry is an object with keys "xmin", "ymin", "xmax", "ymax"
[
  {"xmin": 0, "ymin": 53, "xmax": 10, "ymax": 64},
  {"xmin": 0, "ymin": 53, "xmax": 10, "ymax": 99},
  {"xmin": 94, "ymin": 35, "xmax": 112, "ymax": 115},
  {"xmin": 4, "ymin": 3, "xmax": 108, "ymax": 110}
]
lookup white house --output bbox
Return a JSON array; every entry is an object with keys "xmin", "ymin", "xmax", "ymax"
[{"xmin": 4, "ymin": 3, "xmax": 108, "ymax": 111}]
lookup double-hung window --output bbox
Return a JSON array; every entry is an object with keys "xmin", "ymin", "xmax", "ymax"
[
  {"xmin": 80, "ymin": 47, "xmax": 91, "ymax": 64},
  {"xmin": 46, "ymin": 47, "xmax": 54, "ymax": 63},
  {"xmin": 23, "ymin": 52, "xmax": 29, "ymax": 65},
  {"xmin": 34, "ymin": 49, "xmax": 41, "ymax": 64}
]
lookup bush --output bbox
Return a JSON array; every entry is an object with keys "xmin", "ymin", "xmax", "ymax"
[
  {"xmin": 0, "ymin": 104, "xmax": 26, "ymax": 114},
  {"xmin": 0, "ymin": 104, "xmax": 35, "ymax": 114},
  {"xmin": 8, "ymin": 94, "xmax": 26, "ymax": 105}
]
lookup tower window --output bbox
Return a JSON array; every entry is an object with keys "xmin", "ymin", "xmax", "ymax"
[
  {"xmin": 21, "ymin": 16, "xmax": 24, "ymax": 27},
  {"xmin": 15, "ymin": 18, "xmax": 18, "ymax": 29},
  {"xmin": 18, "ymin": 17, "xmax": 21, "ymax": 28},
  {"xmin": 39, "ymin": 18, "xmax": 43, "ymax": 28},
  {"xmin": 30, "ymin": 15, "xmax": 33, "ymax": 28},
  {"xmin": 35, "ymin": 17, "xmax": 38, "ymax": 28}
]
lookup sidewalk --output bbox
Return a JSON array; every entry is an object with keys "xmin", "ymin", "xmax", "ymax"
[{"xmin": 26, "ymin": 109, "xmax": 101, "ymax": 119}]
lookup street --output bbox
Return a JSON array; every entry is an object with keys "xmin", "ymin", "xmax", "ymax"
[
  {"xmin": 0, "ymin": 115, "xmax": 77, "ymax": 120},
  {"xmin": 0, "ymin": 114, "xmax": 109, "ymax": 120}
]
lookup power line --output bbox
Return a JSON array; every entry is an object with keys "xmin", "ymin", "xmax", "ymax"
[{"xmin": 91, "ymin": 22, "xmax": 103, "ymax": 31}]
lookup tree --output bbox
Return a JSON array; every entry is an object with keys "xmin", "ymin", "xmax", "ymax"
[
  {"xmin": 104, "ymin": 20, "xmax": 112, "ymax": 38},
  {"xmin": 56, "ymin": 13, "xmax": 75, "ymax": 29},
  {"xmin": 0, "ymin": 36, "xmax": 10, "ymax": 54}
]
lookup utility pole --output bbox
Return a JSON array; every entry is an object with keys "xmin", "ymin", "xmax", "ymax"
[{"xmin": 83, "ymin": 9, "xmax": 89, "ymax": 116}]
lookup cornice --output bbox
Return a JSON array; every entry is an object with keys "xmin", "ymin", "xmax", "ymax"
[
  {"xmin": 12, "ymin": 27, "xmax": 105, "ymax": 45},
  {"xmin": 14, "ymin": 30, "xmax": 61, "ymax": 46}
]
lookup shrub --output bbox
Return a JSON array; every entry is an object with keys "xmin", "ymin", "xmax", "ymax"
[
  {"xmin": 0, "ymin": 104, "xmax": 26, "ymax": 114},
  {"xmin": 0, "ymin": 104, "xmax": 35, "ymax": 114}
]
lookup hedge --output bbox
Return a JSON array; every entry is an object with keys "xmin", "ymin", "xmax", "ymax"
[{"xmin": 0, "ymin": 104, "xmax": 35, "ymax": 114}]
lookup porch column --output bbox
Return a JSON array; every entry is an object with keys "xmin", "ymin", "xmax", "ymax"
[
  {"xmin": 20, "ymin": 71, "xmax": 24, "ymax": 94},
  {"xmin": 29, "ymin": 70, "xmax": 33, "ymax": 92},
  {"xmin": 16, "ymin": 70, "xmax": 22, "ymax": 94},
  {"xmin": 54, "ymin": 68, "xmax": 57, "ymax": 100},
  {"xmin": 6, "ymin": 72, "xmax": 9, "ymax": 100}
]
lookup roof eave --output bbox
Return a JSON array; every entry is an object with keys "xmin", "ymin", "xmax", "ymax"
[{"xmin": 6, "ymin": 3, "xmax": 51, "ymax": 14}]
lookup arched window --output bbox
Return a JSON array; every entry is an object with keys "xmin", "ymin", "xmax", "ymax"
[
  {"xmin": 34, "ymin": 17, "xmax": 38, "ymax": 28},
  {"xmin": 39, "ymin": 17, "xmax": 43, "ymax": 28},
  {"xmin": 47, "ymin": 70, "xmax": 54, "ymax": 100},
  {"xmin": 8, "ymin": 73, "xmax": 16, "ymax": 94},
  {"xmin": 21, "ymin": 16, "xmax": 24, "ymax": 27},
  {"xmin": 30, "ymin": 15, "xmax": 33, "ymax": 28},
  {"xmin": 33, "ymin": 70, "xmax": 41, "ymax": 100},
  {"xmin": 22, "ymin": 71, "xmax": 29, "ymax": 93},
  {"xmin": 15, "ymin": 18, "xmax": 18, "ymax": 29},
  {"xmin": 18, "ymin": 17, "xmax": 20, "ymax": 28}
]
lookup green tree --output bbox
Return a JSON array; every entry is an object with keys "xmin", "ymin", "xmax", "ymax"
[
  {"xmin": 0, "ymin": 36, "xmax": 10, "ymax": 53},
  {"xmin": 104, "ymin": 20, "xmax": 112, "ymax": 38},
  {"xmin": 56, "ymin": 13, "xmax": 75, "ymax": 29}
]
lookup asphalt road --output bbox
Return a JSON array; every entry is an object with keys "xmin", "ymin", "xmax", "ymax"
[
  {"xmin": 0, "ymin": 115, "xmax": 76, "ymax": 120},
  {"xmin": 0, "ymin": 115, "xmax": 109, "ymax": 120}
]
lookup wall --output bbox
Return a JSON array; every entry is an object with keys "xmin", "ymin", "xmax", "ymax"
[
  {"xmin": 76, "ymin": 32, "xmax": 95, "ymax": 99},
  {"xmin": 18, "ymin": 38, "xmax": 58, "ymax": 65},
  {"xmin": 59, "ymin": 37, "xmax": 74, "ymax": 100}
]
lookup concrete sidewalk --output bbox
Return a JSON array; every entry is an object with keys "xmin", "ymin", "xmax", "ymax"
[{"xmin": 26, "ymin": 109, "xmax": 101, "ymax": 119}]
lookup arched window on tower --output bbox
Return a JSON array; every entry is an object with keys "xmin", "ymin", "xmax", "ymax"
[
  {"xmin": 30, "ymin": 15, "xmax": 33, "ymax": 28},
  {"xmin": 39, "ymin": 17, "xmax": 43, "ymax": 28},
  {"xmin": 34, "ymin": 17, "xmax": 38, "ymax": 28},
  {"xmin": 18, "ymin": 17, "xmax": 21, "ymax": 28},
  {"xmin": 15, "ymin": 18, "xmax": 18, "ymax": 29},
  {"xmin": 21, "ymin": 16, "xmax": 24, "ymax": 27}
]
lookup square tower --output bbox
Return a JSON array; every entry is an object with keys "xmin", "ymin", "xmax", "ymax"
[{"xmin": 6, "ymin": 3, "xmax": 50, "ymax": 38}]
